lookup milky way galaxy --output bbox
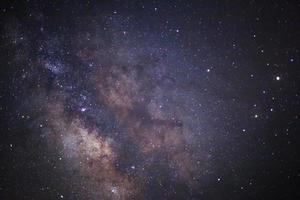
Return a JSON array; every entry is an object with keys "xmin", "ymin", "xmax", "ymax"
[{"xmin": 0, "ymin": 1, "xmax": 299, "ymax": 200}]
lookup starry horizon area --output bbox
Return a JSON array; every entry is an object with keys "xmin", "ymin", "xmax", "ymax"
[{"xmin": 0, "ymin": 1, "xmax": 299, "ymax": 199}]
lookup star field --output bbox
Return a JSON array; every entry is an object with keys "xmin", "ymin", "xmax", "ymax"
[{"xmin": 0, "ymin": 1, "xmax": 299, "ymax": 200}]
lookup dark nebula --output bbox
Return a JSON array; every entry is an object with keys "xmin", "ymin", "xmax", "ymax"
[{"xmin": 0, "ymin": 1, "xmax": 299, "ymax": 199}]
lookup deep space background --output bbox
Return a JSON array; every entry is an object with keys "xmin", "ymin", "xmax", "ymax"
[{"xmin": 0, "ymin": 0, "xmax": 299, "ymax": 199}]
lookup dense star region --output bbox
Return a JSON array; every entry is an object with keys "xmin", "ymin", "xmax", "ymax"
[{"xmin": 0, "ymin": 1, "xmax": 299, "ymax": 200}]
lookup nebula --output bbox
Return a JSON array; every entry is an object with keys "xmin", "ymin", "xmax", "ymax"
[{"xmin": 1, "ymin": 1, "xmax": 299, "ymax": 199}]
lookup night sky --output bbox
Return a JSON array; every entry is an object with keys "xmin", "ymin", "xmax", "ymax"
[{"xmin": 0, "ymin": 1, "xmax": 299, "ymax": 199}]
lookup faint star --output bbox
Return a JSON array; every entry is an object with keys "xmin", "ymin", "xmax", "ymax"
[{"xmin": 111, "ymin": 187, "xmax": 118, "ymax": 194}]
